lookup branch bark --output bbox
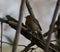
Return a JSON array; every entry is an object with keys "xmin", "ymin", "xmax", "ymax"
[
  {"xmin": 21, "ymin": 42, "xmax": 34, "ymax": 52},
  {"xmin": 12, "ymin": 0, "xmax": 25, "ymax": 52},
  {"xmin": 1, "ymin": 21, "xmax": 3, "ymax": 52},
  {"xmin": 45, "ymin": 0, "xmax": 60, "ymax": 52},
  {"xmin": 0, "ymin": 17, "xmax": 60, "ymax": 52},
  {"xmin": 0, "ymin": 41, "xmax": 26, "ymax": 47}
]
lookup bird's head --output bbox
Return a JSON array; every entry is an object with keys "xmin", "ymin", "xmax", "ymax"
[{"xmin": 25, "ymin": 15, "xmax": 31, "ymax": 19}]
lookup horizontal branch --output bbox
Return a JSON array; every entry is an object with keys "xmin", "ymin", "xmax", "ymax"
[
  {"xmin": 0, "ymin": 17, "xmax": 60, "ymax": 52},
  {"xmin": 0, "ymin": 41, "xmax": 26, "ymax": 47}
]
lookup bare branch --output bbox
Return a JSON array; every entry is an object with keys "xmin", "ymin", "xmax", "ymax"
[
  {"xmin": 0, "ymin": 17, "xmax": 59, "ymax": 52},
  {"xmin": 0, "ymin": 41, "xmax": 26, "ymax": 47},
  {"xmin": 21, "ymin": 42, "xmax": 34, "ymax": 52},
  {"xmin": 45, "ymin": 0, "xmax": 60, "ymax": 52},
  {"xmin": 12, "ymin": 0, "xmax": 25, "ymax": 52},
  {"xmin": 43, "ymin": 26, "xmax": 60, "ymax": 37},
  {"xmin": 26, "ymin": 0, "xmax": 35, "ymax": 19},
  {"xmin": 1, "ymin": 21, "xmax": 3, "ymax": 52}
]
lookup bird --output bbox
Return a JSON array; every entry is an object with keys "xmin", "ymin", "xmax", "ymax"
[
  {"xmin": 25, "ymin": 15, "xmax": 44, "ymax": 40},
  {"xmin": 25, "ymin": 15, "xmax": 42, "ymax": 32}
]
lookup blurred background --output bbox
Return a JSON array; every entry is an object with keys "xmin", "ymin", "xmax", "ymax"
[{"xmin": 0, "ymin": 0, "xmax": 60, "ymax": 52}]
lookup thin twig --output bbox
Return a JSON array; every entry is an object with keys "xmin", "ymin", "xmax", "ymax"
[
  {"xmin": 45, "ymin": 0, "xmax": 60, "ymax": 52},
  {"xmin": 43, "ymin": 26, "xmax": 60, "ymax": 37},
  {"xmin": 21, "ymin": 42, "xmax": 34, "ymax": 52},
  {"xmin": 1, "ymin": 21, "xmax": 3, "ymax": 52},
  {"xmin": 50, "ymin": 40, "xmax": 56, "ymax": 42},
  {"xmin": 12, "ymin": 0, "xmax": 25, "ymax": 52},
  {"xmin": 30, "ymin": 47, "xmax": 38, "ymax": 52},
  {"xmin": 0, "ymin": 41, "xmax": 26, "ymax": 47}
]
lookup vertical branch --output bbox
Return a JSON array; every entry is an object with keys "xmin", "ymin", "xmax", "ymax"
[
  {"xmin": 45, "ymin": 0, "xmax": 60, "ymax": 52},
  {"xmin": 26, "ymin": 0, "xmax": 35, "ymax": 18},
  {"xmin": 1, "ymin": 22, "xmax": 3, "ymax": 52},
  {"xmin": 12, "ymin": 0, "xmax": 25, "ymax": 52}
]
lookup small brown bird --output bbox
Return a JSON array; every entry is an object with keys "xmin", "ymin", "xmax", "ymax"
[
  {"xmin": 25, "ymin": 15, "xmax": 43, "ymax": 39},
  {"xmin": 25, "ymin": 15, "xmax": 42, "ymax": 32}
]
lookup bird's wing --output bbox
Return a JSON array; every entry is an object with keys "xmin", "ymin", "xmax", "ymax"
[{"xmin": 33, "ymin": 18, "xmax": 42, "ymax": 31}]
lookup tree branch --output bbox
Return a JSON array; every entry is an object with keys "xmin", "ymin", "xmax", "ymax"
[
  {"xmin": 0, "ymin": 17, "xmax": 60, "ymax": 52},
  {"xmin": 26, "ymin": 0, "xmax": 35, "ymax": 19},
  {"xmin": 1, "ymin": 21, "xmax": 3, "ymax": 52},
  {"xmin": 21, "ymin": 42, "xmax": 34, "ymax": 52},
  {"xmin": 0, "ymin": 41, "xmax": 26, "ymax": 47},
  {"xmin": 12, "ymin": 0, "xmax": 25, "ymax": 52},
  {"xmin": 45, "ymin": 0, "xmax": 60, "ymax": 52}
]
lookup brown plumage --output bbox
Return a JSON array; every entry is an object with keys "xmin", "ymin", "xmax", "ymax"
[
  {"xmin": 25, "ymin": 15, "xmax": 42, "ymax": 32},
  {"xmin": 25, "ymin": 15, "xmax": 44, "ymax": 40}
]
